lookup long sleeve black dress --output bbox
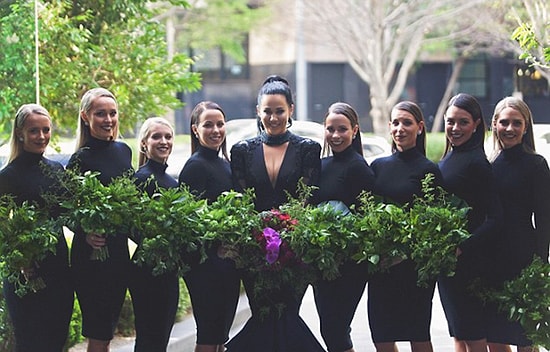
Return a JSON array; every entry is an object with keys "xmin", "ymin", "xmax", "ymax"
[
  {"xmin": 179, "ymin": 145, "xmax": 241, "ymax": 346},
  {"xmin": 437, "ymin": 139, "xmax": 502, "ymax": 341},
  {"xmin": 311, "ymin": 146, "xmax": 375, "ymax": 352},
  {"xmin": 130, "ymin": 159, "xmax": 179, "ymax": 351},
  {"xmin": 368, "ymin": 147, "xmax": 443, "ymax": 343},
  {"xmin": 487, "ymin": 144, "xmax": 550, "ymax": 346},
  {"xmin": 0, "ymin": 151, "xmax": 73, "ymax": 351},
  {"xmin": 67, "ymin": 137, "xmax": 133, "ymax": 341},
  {"xmin": 228, "ymin": 133, "xmax": 324, "ymax": 352}
]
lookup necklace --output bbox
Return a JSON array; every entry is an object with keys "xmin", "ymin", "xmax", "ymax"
[{"xmin": 260, "ymin": 130, "xmax": 291, "ymax": 146}]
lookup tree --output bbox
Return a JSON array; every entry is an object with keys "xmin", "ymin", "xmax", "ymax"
[
  {"xmin": 301, "ymin": 0, "xmax": 486, "ymax": 135},
  {"xmin": 0, "ymin": 0, "xmax": 201, "ymax": 142}
]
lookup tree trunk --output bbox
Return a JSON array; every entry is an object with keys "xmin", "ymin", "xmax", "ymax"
[
  {"xmin": 370, "ymin": 95, "xmax": 391, "ymax": 136},
  {"xmin": 431, "ymin": 56, "xmax": 466, "ymax": 133}
]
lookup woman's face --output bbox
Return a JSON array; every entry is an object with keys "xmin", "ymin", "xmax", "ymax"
[
  {"xmin": 257, "ymin": 94, "xmax": 294, "ymax": 136},
  {"xmin": 324, "ymin": 112, "xmax": 358, "ymax": 153},
  {"xmin": 143, "ymin": 123, "xmax": 173, "ymax": 164},
  {"xmin": 82, "ymin": 96, "xmax": 118, "ymax": 141},
  {"xmin": 193, "ymin": 109, "xmax": 226, "ymax": 151},
  {"xmin": 493, "ymin": 106, "xmax": 527, "ymax": 149},
  {"xmin": 18, "ymin": 113, "xmax": 51, "ymax": 155},
  {"xmin": 389, "ymin": 108, "xmax": 423, "ymax": 152},
  {"xmin": 444, "ymin": 106, "xmax": 480, "ymax": 147}
]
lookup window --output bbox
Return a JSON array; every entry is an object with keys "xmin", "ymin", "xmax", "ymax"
[{"xmin": 457, "ymin": 57, "xmax": 488, "ymax": 98}]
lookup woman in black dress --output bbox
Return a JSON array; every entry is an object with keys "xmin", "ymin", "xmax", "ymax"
[
  {"xmin": 179, "ymin": 101, "xmax": 240, "ymax": 352},
  {"xmin": 311, "ymin": 102, "xmax": 375, "ymax": 352},
  {"xmin": 368, "ymin": 101, "xmax": 442, "ymax": 352},
  {"xmin": 229, "ymin": 75, "xmax": 323, "ymax": 352},
  {"xmin": 437, "ymin": 93, "xmax": 501, "ymax": 352},
  {"xmin": 487, "ymin": 97, "xmax": 550, "ymax": 352},
  {"xmin": 0, "ymin": 104, "xmax": 73, "ymax": 351},
  {"xmin": 130, "ymin": 117, "xmax": 179, "ymax": 351},
  {"xmin": 67, "ymin": 87, "xmax": 133, "ymax": 352}
]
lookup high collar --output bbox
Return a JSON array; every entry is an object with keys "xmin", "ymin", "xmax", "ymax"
[
  {"xmin": 395, "ymin": 147, "xmax": 423, "ymax": 161},
  {"xmin": 333, "ymin": 145, "xmax": 357, "ymax": 160},
  {"xmin": 260, "ymin": 130, "xmax": 292, "ymax": 146},
  {"xmin": 501, "ymin": 143, "xmax": 525, "ymax": 160},
  {"xmin": 143, "ymin": 159, "xmax": 168, "ymax": 173},
  {"xmin": 85, "ymin": 136, "xmax": 113, "ymax": 149},
  {"xmin": 14, "ymin": 150, "xmax": 44, "ymax": 165},
  {"xmin": 196, "ymin": 144, "xmax": 221, "ymax": 160},
  {"xmin": 451, "ymin": 135, "xmax": 482, "ymax": 153}
]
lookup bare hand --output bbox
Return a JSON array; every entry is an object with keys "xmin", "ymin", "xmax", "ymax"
[{"xmin": 86, "ymin": 233, "xmax": 106, "ymax": 249}]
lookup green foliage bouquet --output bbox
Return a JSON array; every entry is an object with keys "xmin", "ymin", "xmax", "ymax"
[
  {"xmin": 0, "ymin": 196, "xmax": 59, "ymax": 297},
  {"xmin": 59, "ymin": 170, "xmax": 141, "ymax": 261},
  {"xmin": 482, "ymin": 256, "xmax": 550, "ymax": 349},
  {"xmin": 132, "ymin": 186, "xmax": 208, "ymax": 277}
]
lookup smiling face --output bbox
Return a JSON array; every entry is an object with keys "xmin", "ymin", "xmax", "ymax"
[
  {"xmin": 445, "ymin": 105, "xmax": 480, "ymax": 147},
  {"xmin": 192, "ymin": 108, "xmax": 226, "ymax": 151},
  {"xmin": 390, "ymin": 108, "xmax": 423, "ymax": 152},
  {"xmin": 257, "ymin": 94, "xmax": 294, "ymax": 136},
  {"xmin": 18, "ymin": 112, "xmax": 51, "ymax": 155},
  {"xmin": 81, "ymin": 96, "xmax": 118, "ymax": 141},
  {"xmin": 143, "ymin": 123, "xmax": 173, "ymax": 164},
  {"xmin": 493, "ymin": 106, "xmax": 527, "ymax": 149},
  {"xmin": 324, "ymin": 112, "xmax": 358, "ymax": 153}
]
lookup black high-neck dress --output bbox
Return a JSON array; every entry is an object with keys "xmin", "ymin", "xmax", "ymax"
[
  {"xmin": 67, "ymin": 137, "xmax": 133, "ymax": 341},
  {"xmin": 179, "ymin": 145, "xmax": 241, "ymax": 346},
  {"xmin": 487, "ymin": 144, "xmax": 550, "ymax": 346},
  {"xmin": 228, "ymin": 133, "xmax": 324, "ymax": 352},
  {"xmin": 0, "ymin": 151, "xmax": 73, "ymax": 351},
  {"xmin": 311, "ymin": 146, "xmax": 375, "ymax": 352},
  {"xmin": 131, "ymin": 159, "xmax": 179, "ymax": 351},
  {"xmin": 368, "ymin": 147, "xmax": 443, "ymax": 343},
  {"xmin": 437, "ymin": 139, "xmax": 502, "ymax": 341}
]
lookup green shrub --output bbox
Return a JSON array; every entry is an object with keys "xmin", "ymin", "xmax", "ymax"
[
  {"xmin": 65, "ymin": 296, "xmax": 84, "ymax": 349},
  {"xmin": 0, "ymin": 281, "xmax": 15, "ymax": 351}
]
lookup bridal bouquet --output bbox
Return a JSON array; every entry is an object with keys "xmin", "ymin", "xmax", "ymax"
[{"xmin": 0, "ymin": 196, "xmax": 59, "ymax": 297}]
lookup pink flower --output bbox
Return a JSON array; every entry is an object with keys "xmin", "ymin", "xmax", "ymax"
[{"xmin": 263, "ymin": 227, "xmax": 281, "ymax": 264}]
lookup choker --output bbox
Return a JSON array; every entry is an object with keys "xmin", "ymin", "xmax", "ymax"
[{"xmin": 260, "ymin": 131, "xmax": 291, "ymax": 146}]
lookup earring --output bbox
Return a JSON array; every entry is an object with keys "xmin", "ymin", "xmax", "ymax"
[
  {"xmin": 353, "ymin": 134, "xmax": 356, "ymax": 139},
  {"xmin": 84, "ymin": 122, "xmax": 89, "ymax": 126},
  {"xmin": 18, "ymin": 137, "xmax": 23, "ymax": 142},
  {"xmin": 417, "ymin": 131, "xmax": 422, "ymax": 135},
  {"xmin": 473, "ymin": 129, "xmax": 477, "ymax": 133}
]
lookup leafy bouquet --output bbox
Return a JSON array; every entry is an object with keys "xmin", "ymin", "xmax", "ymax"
[
  {"xmin": 404, "ymin": 174, "xmax": 471, "ymax": 286},
  {"xmin": 0, "ymin": 195, "xmax": 59, "ymax": 297},
  {"xmin": 132, "ymin": 186, "xmax": 208, "ymax": 277},
  {"xmin": 480, "ymin": 256, "xmax": 550, "ymax": 349},
  {"xmin": 59, "ymin": 170, "xmax": 141, "ymax": 261}
]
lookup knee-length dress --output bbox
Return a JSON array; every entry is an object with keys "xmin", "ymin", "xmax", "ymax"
[
  {"xmin": 228, "ymin": 132, "xmax": 323, "ymax": 352},
  {"xmin": 131, "ymin": 159, "xmax": 180, "ymax": 351},
  {"xmin": 179, "ymin": 145, "xmax": 241, "ymax": 345},
  {"xmin": 368, "ymin": 147, "xmax": 443, "ymax": 343},
  {"xmin": 310, "ymin": 146, "xmax": 375, "ymax": 352},
  {"xmin": 487, "ymin": 144, "xmax": 550, "ymax": 346},
  {"xmin": 67, "ymin": 137, "xmax": 133, "ymax": 341},
  {"xmin": 0, "ymin": 151, "xmax": 73, "ymax": 351},
  {"xmin": 437, "ymin": 139, "xmax": 502, "ymax": 340}
]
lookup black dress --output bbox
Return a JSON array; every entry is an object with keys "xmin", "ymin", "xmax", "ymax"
[
  {"xmin": 130, "ymin": 159, "xmax": 179, "ymax": 351},
  {"xmin": 368, "ymin": 147, "xmax": 443, "ymax": 343},
  {"xmin": 228, "ymin": 133, "xmax": 324, "ymax": 352},
  {"xmin": 0, "ymin": 151, "xmax": 73, "ymax": 352},
  {"xmin": 310, "ymin": 146, "xmax": 375, "ymax": 352},
  {"xmin": 67, "ymin": 137, "xmax": 133, "ymax": 341},
  {"xmin": 179, "ymin": 145, "xmax": 241, "ymax": 345},
  {"xmin": 437, "ymin": 139, "xmax": 502, "ymax": 340},
  {"xmin": 487, "ymin": 144, "xmax": 550, "ymax": 346}
]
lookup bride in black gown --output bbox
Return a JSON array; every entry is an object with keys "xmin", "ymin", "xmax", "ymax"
[{"xmin": 229, "ymin": 75, "xmax": 323, "ymax": 352}]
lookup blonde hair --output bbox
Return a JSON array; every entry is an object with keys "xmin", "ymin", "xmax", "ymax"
[
  {"xmin": 490, "ymin": 96, "xmax": 535, "ymax": 161},
  {"xmin": 76, "ymin": 87, "xmax": 119, "ymax": 150},
  {"xmin": 137, "ymin": 117, "xmax": 175, "ymax": 167},
  {"xmin": 7, "ymin": 104, "xmax": 51, "ymax": 164}
]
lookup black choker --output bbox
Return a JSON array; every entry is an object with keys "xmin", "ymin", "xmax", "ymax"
[{"xmin": 260, "ymin": 131, "xmax": 291, "ymax": 146}]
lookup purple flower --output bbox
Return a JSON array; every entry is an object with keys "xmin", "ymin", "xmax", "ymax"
[{"xmin": 263, "ymin": 227, "xmax": 281, "ymax": 264}]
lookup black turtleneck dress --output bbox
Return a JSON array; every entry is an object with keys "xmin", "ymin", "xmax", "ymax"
[
  {"xmin": 486, "ymin": 144, "xmax": 550, "ymax": 346},
  {"xmin": 178, "ymin": 145, "xmax": 241, "ymax": 345},
  {"xmin": 368, "ymin": 147, "xmax": 443, "ymax": 343},
  {"xmin": 0, "ymin": 151, "xmax": 73, "ymax": 351},
  {"xmin": 437, "ymin": 139, "xmax": 502, "ymax": 340},
  {"xmin": 130, "ymin": 159, "xmax": 179, "ymax": 351},
  {"xmin": 311, "ymin": 146, "xmax": 375, "ymax": 352},
  {"xmin": 66, "ymin": 137, "xmax": 133, "ymax": 341}
]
